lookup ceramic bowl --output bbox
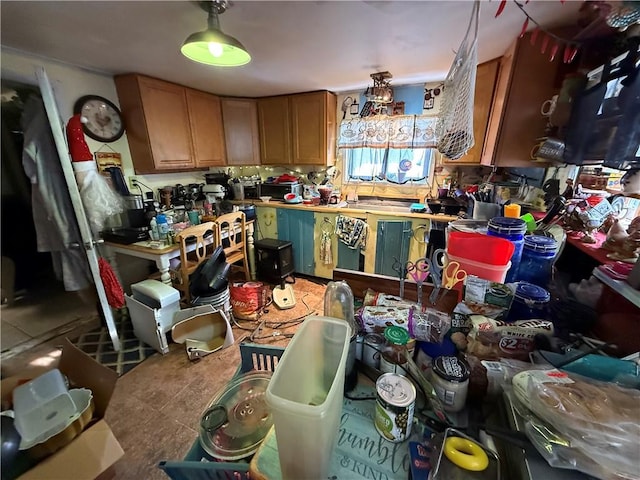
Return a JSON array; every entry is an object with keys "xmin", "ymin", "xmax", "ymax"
[{"xmin": 259, "ymin": 196, "xmax": 272, "ymax": 203}]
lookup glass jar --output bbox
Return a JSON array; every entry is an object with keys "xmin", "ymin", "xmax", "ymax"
[
  {"xmin": 323, "ymin": 281, "xmax": 358, "ymax": 391},
  {"xmin": 518, "ymin": 235, "xmax": 558, "ymax": 287},
  {"xmin": 431, "ymin": 356, "xmax": 470, "ymax": 412},
  {"xmin": 380, "ymin": 326, "xmax": 410, "ymax": 374},
  {"xmin": 487, "ymin": 217, "xmax": 527, "ymax": 283},
  {"xmin": 507, "ymin": 282, "xmax": 551, "ymax": 322}
]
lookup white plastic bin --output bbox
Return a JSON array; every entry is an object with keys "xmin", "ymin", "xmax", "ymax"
[
  {"xmin": 126, "ymin": 279, "xmax": 181, "ymax": 354},
  {"xmin": 13, "ymin": 369, "xmax": 75, "ymax": 445},
  {"xmin": 265, "ymin": 316, "xmax": 350, "ymax": 480}
]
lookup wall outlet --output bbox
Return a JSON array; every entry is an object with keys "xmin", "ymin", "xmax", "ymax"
[{"xmin": 128, "ymin": 176, "xmax": 139, "ymax": 190}]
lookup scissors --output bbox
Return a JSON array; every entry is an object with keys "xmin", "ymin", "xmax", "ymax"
[
  {"xmin": 427, "ymin": 249, "xmax": 445, "ymax": 305},
  {"xmin": 406, "ymin": 257, "xmax": 430, "ymax": 307},
  {"xmin": 392, "ymin": 257, "xmax": 410, "ymax": 298},
  {"xmin": 428, "ymin": 249, "xmax": 471, "ymax": 305}
]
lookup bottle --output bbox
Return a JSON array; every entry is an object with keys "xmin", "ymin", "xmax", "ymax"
[
  {"xmin": 156, "ymin": 213, "xmax": 169, "ymax": 240},
  {"xmin": 323, "ymin": 281, "xmax": 358, "ymax": 392},
  {"xmin": 149, "ymin": 217, "xmax": 159, "ymax": 241}
]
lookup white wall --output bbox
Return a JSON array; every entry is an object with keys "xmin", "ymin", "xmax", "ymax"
[{"xmin": 1, "ymin": 48, "xmax": 135, "ymax": 172}]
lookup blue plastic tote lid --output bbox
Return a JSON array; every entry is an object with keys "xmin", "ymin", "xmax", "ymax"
[
  {"xmin": 524, "ymin": 235, "xmax": 557, "ymax": 253},
  {"xmin": 488, "ymin": 217, "xmax": 527, "ymax": 235},
  {"xmin": 515, "ymin": 281, "xmax": 550, "ymax": 304}
]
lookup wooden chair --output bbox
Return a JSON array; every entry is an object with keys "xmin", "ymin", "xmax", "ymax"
[
  {"xmin": 173, "ymin": 222, "xmax": 216, "ymax": 304},
  {"xmin": 214, "ymin": 211, "xmax": 250, "ymax": 282}
]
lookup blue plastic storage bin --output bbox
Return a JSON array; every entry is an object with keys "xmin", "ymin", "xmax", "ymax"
[{"xmin": 158, "ymin": 342, "xmax": 284, "ymax": 480}]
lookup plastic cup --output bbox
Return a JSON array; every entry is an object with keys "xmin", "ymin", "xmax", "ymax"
[
  {"xmin": 504, "ymin": 203, "xmax": 521, "ymax": 218},
  {"xmin": 265, "ymin": 316, "xmax": 350, "ymax": 480}
]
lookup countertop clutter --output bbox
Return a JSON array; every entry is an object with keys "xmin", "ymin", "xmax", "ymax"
[{"xmin": 152, "ymin": 195, "xmax": 638, "ymax": 480}]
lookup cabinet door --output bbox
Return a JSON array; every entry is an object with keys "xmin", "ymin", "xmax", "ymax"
[
  {"xmin": 444, "ymin": 59, "xmax": 499, "ymax": 165},
  {"xmin": 255, "ymin": 206, "xmax": 278, "ymax": 240},
  {"xmin": 483, "ymin": 33, "xmax": 561, "ymax": 167},
  {"xmin": 221, "ymin": 98, "xmax": 261, "ymax": 166},
  {"xmin": 258, "ymin": 96, "xmax": 291, "ymax": 165},
  {"xmin": 137, "ymin": 76, "xmax": 194, "ymax": 169},
  {"xmin": 186, "ymin": 89, "xmax": 226, "ymax": 167},
  {"xmin": 290, "ymin": 91, "xmax": 335, "ymax": 165},
  {"xmin": 277, "ymin": 210, "xmax": 315, "ymax": 275},
  {"xmin": 374, "ymin": 220, "xmax": 412, "ymax": 277}
]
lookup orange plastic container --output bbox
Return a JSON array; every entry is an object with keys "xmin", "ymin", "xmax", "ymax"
[{"xmin": 447, "ymin": 253, "xmax": 511, "ymax": 283}]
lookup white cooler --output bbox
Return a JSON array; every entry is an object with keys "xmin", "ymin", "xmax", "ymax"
[{"xmin": 125, "ymin": 280, "xmax": 181, "ymax": 354}]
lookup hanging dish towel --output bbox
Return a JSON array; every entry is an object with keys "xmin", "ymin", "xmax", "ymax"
[
  {"xmin": 335, "ymin": 215, "xmax": 369, "ymax": 251},
  {"xmin": 320, "ymin": 230, "xmax": 333, "ymax": 265}
]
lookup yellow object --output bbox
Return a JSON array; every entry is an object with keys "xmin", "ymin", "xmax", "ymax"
[
  {"xmin": 504, "ymin": 203, "xmax": 521, "ymax": 218},
  {"xmin": 444, "ymin": 436, "xmax": 489, "ymax": 471}
]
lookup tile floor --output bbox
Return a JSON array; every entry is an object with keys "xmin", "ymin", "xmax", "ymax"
[
  {"xmin": 1, "ymin": 282, "xmax": 101, "ymax": 373},
  {"xmin": 6, "ymin": 276, "xmax": 328, "ymax": 480}
]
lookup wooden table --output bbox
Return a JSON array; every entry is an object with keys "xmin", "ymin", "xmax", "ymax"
[{"xmin": 103, "ymin": 221, "xmax": 255, "ymax": 285}]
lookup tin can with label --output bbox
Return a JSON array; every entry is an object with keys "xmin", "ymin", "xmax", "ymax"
[
  {"xmin": 362, "ymin": 333, "xmax": 384, "ymax": 369},
  {"xmin": 374, "ymin": 373, "xmax": 416, "ymax": 443}
]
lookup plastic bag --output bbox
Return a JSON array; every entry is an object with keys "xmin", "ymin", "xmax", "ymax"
[{"xmin": 512, "ymin": 370, "xmax": 640, "ymax": 479}]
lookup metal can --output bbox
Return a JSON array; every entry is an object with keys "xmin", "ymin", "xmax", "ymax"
[
  {"xmin": 374, "ymin": 373, "xmax": 416, "ymax": 443},
  {"xmin": 362, "ymin": 333, "xmax": 384, "ymax": 369}
]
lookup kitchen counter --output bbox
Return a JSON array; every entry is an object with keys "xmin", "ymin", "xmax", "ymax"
[{"xmin": 249, "ymin": 200, "xmax": 460, "ymax": 222}]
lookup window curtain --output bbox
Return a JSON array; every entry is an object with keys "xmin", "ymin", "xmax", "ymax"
[{"xmin": 338, "ymin": 115, "xmax": 438, "ymax": 149}]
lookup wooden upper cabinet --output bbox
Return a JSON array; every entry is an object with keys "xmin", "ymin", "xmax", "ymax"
[
  {"xmin": 290, "ymin": 91, "xmax": 336, "ymax": 165},
  {"xmin": 221, "ymin": 98, "xmax": 261, "ymax": 165},
  {"xmin": 443, "ymin": 59, "xmax": 500, "ymax": 165},
  {"xmin": 187, "ymin": 89, "xmax": 226, "ymax": 167},
  {"xmin": 257, "ymin": 91, "xmax": 336, "ymax": 166},
  {"xmin": 115, "ymin": 74, "xmax": 193, "ymax": 172},
  {"xmin": 258, "ymin": 96, "xmax": 291, "ymax": 165},
  {"xmin": 482, "ymin": 33, "xmax": 562, "ymax": 167},
  {"xmin": 115, "ymin": 74, "xmax": 226, "ymax": 173}
]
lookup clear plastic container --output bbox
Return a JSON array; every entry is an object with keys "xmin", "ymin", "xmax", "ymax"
[
  {"xmin": 507, "ymin": 282, "xmax": 551, "ymax": 322},
  {"xmin": 13, "ymin": 369, "xmax": 76, "ymax": 445},
  {"xmin": 265, "ymin": 316, "xmax": 350, "ymax": 480},
  {"xmin": 518, "ymin": 235, "xmax": 558, "ymax": 287},
  {"xmin": 487, "ymin": 217, "xmax": 527, "ymax": 283},
  {"xmin": 323, "ymin": 280, "xmax": 358, "ymax": 392}
]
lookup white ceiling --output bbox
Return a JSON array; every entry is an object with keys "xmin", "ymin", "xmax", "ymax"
[{"xmin": 0, "ymin": 0, "xmax": 584, "ymax": 97}]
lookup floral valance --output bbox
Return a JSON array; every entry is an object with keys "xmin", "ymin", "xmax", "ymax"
[{"xmin": 337, "ymin": 115, "xmax": 438, "ymax": 149}]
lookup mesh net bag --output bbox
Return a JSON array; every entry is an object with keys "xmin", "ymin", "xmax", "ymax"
[{"xmin": 436, "ymin": 1, "xmax": 480, "ymax": 160}]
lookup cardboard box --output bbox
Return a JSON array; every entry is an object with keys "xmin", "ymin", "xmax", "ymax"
[{"xmin": 1, "ymin": 339, "xmax": 124, "ymax": 480}]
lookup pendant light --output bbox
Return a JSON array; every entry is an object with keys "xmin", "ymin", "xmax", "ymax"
[{"xmin": 181, "ymin": 0, "xmax": 250, "ymax": 67}]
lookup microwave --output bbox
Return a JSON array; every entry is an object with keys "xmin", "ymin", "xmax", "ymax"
[{"xmin": 258, "ymin": 182, "xmax": 302, "ymax": 200}]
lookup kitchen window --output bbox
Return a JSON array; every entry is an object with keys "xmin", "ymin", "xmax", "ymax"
[
  {"xmin": 337, "ymin": 114, "xmax": 438, "ymax": 185},
  {"xmin": 343, "ymin": 147, "xmax": 434, "ymax": 184}
]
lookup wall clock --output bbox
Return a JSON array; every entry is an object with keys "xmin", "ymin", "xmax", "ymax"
[{"xmin": 73, "ymin": 95, "xmax": 125, "ymax": 142}]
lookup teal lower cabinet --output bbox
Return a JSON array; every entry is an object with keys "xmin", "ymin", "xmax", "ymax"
[
  {"xmin": 277, "ymin": 209, "xmax": 315, "ymax": 276},
  {"xmin": 337, "ymin": 242, "xmax": 363, "ymax": 271},
  {"xmin": 374, "ymin": 220, "xmax": 412, "ymax": 277}
]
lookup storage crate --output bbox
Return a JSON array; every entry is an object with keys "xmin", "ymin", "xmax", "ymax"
[{"xmin": 158, "ymin": 342, "xmax": 284, "ymax": 480}]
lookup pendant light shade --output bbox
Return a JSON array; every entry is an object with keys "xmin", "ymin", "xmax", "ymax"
[{"xmin": 181, "ymin": 0, "xmax": 250, "ymax": 67}]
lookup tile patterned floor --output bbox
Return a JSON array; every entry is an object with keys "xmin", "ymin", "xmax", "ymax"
[{"xmin": 74, "ymin": 312, "xmax": 157, "ymax": 376}]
